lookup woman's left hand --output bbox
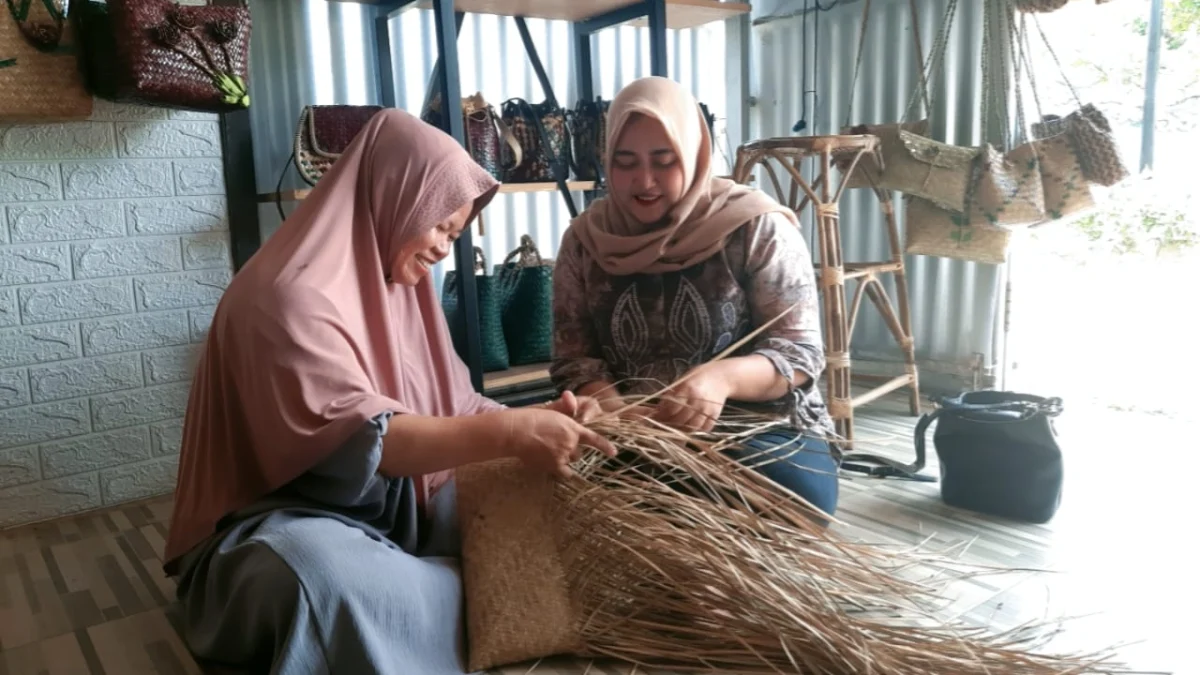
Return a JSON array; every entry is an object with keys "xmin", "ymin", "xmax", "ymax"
[{"xmin": 653, "ymin": 364, "xmax": 732, "ymax": 433}]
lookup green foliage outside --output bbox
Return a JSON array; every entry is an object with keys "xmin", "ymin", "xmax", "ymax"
[{"xmin": 1033, "ymin": 0, "xmax": 1200, "ymax": 256}]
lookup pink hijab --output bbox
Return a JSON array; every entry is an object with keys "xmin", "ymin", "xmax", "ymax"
[
  {"xmin": 164, "ymin": 109, "xmax": 501, "ymax": 572},
  {"xmin": 571, "ymin": 76, "xmax": 796, "ymax": 275}
]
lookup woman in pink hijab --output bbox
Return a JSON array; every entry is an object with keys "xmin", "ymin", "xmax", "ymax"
[
  {"xmin": 552, "ymin": 76, "xmax": 839, "ymax": 519},
  {"xmin": 164, "ymin": 108, "xmax": 613, "ymax": 674}
]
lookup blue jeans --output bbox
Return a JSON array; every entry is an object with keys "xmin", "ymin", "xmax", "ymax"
[{"xmin": 725, "ymin": 432, "xmax": 840, "ymax": 520}]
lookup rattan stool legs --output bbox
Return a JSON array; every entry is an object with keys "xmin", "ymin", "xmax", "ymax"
[{"xmin": 733, "ymin": 135, "xmax": 920, "ymax": 442}]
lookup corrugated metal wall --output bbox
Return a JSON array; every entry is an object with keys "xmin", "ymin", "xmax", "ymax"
[
  {"xmin": 245, "ymin": 0, "xmax": 728, "ymax": 298},
  {"xmin": 751, "ymin": 0, "xmax": 1006, "ymax": 388}
]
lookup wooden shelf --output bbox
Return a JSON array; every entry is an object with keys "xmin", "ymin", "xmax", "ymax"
[
  {"xmin": 258, "ymin": 180, "xmax": 597, "ymax": 204},
  {"xmin": 326, "ymin": 0, "xmax": 750, "ymax": 31},
  {"xmin": 483, "ymin": 362, "xmax": 551, "ymax": 392}
]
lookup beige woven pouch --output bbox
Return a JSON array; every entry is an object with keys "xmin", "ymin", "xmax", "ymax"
[
  {"xmin": 457, "ymin": 458, "xmax": 584, "ymax": 672},
  {"xmin": 883, "ymin": 130, "xmax": 979, "ymax": 213},
  {"xmin": 837, "ymin": 119, "xmax": 929, "ymax": 190},
  {"xmin": 969, "ymin": 140, "xmax": 1047, "ymax": 227},
  {"xmin": 1033, "ymin": 132, "xmax": 1094, "ymax": 221},
  {"xmin": 904, "ymin": 195, "xmax": 1013, "ymax": 265},
  {"xmin": 0, "ymin": 0, "xmax": 92, "ymax": 122}
]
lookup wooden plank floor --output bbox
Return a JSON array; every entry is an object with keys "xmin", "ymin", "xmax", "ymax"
[{"xmin": 0, "ymin": 393, "xmax": 1185, "ymax": 674}]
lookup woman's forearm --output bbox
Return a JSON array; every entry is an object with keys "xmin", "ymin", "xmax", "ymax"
[
  {"xmin": 711, "ymin": 355, "xmax": 810, "ymax": 402},
  {"xmin": 378, "ymin": 411, "xmax": 510, "ymax": 478}
]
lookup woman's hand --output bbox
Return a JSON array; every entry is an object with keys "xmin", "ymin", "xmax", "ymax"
[
  {"xmin": 543, "ymin": 390, "xmax": 605, "ymax": 424},
  {"xmin": 503, "ymin": 401, "xmax": 617, "ymax": 479},
  {"xmin": 653, "ymin": 363, "xmax": 732, "ymax": 433}
]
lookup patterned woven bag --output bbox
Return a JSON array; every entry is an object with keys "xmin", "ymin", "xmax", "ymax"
[
  {"xmin": 1013, "ymin": 0, "xmax": 1069, "ymax": 11},
  {"xmin": 837, "ymin": 119, "xmax": 929, "ymax": 190},
  {"xmin": 1032, "ymin": 132, "xmax": 1094, "ymax": 221},
  {"xmin": 904, "ymin": 190, "xmax": 1013, "ymax": 265},
  {"xmin": 882, "ymin": 130, "xmax": 980, "ymax": 213},
  {"xmin": 1032, "ymin": 105, "xmax": 1127, "ymax": 187},
  {"xmin": 1, "ymin": 0, "xmax": 93, "ymax": 122},
  {"xmin": 76, "ymin": 0, "xmax": 251, "ymax": 112},
  {"xmin": 566, "ymin": 96, "xmax": 609, "ymax": 182},
  {"xmin": 501, "ymin": 97, "xmax": 571, "ymax": 184},
  {"xmin": 422, "ymin": 91, "xmax": 521, "ymax": 181},
  {"xmin": 292, "ymin": 104, "xmax": 384, "ymax": 186},
  {"xmin": 969, "ymin": 140, "xmax": 1046, "ymax": 227},
  {"xmin": 494, "ymin": 235, "xmax": 554, "ymax": 366}
]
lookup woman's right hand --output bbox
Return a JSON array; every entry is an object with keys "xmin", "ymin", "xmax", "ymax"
[{"xmin": 502, "ymin": 407, "xmax": 617, "ymax": 479}]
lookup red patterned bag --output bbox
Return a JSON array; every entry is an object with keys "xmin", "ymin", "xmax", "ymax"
[{"xmin": 76, "ymin": 0, "xmax": 251, "ymax": 112}]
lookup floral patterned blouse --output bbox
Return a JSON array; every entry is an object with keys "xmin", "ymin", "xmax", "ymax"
[{"xmin": 550, "ymin": 211, "xmax": 835, "ymax": 437}]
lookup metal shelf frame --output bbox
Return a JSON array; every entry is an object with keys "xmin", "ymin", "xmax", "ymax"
[
  {"xmin": 371, "ymin": 0, "xmax": 674, "ymax": 394},
  {"xmin": 221, "ymin": 0, "xmax": 739, "ymax": 399}
]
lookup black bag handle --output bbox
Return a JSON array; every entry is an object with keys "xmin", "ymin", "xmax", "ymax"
[
  {"xmin": 839, "ymin": 410, "xmax": 936, "ymax": 482},
  {"xmin": 566, "ymin": 97, "xmax": 608, "ymax": 188}
]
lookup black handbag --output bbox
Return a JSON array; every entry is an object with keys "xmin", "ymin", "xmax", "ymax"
[
  {"xmin": 840, "ymin": 391, "xmax": 1065, "ymax": 524},
  {"xmin": 925, "ymin": 391, "xmax": 1065, "ymax": 523}
]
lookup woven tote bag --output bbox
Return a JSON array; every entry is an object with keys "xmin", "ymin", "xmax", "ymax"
[
  {"xmin": 0, "ymin": 0, "xmax": 93, "ymax": 121},
  {"xmin": 76, "ymin": 0, "xmax": 251, "ymax": 112}
]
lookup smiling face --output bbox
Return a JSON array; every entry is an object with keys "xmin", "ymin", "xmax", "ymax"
[
  {"xmin": 389, "ymin": 201, "xmax": 474, "ymax": 286},
  {"xmin": 608, "ymin": 113, "xmax": 688, "ymax": 226}
]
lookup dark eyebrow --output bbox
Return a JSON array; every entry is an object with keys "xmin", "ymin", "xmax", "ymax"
[{"xmin": 614, "ymin": 148, "xmax": 675, "ymax": 156}]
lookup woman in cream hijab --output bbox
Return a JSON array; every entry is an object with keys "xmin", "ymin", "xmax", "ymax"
[{"xmin": 551, "ymin": 76, "xmax": 839, "ymax": 518}]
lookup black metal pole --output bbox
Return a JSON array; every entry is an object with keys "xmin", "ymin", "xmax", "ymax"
[
  {"xmin": 514, "ymin": 16, "xmax": 579, "ymax": 218},
  {"xmin": 420, "ymin": 12, "xmax": 466, "ymax": 123},
  {"xmin": 375, "ymin": 9, "xmax": 396, "ymax": 107},
  {"xmin": 647, "ymin": 0, "xmax": 668, "ymax": 77},
  {"xmin": 433, "ymin": 0, "xmax": 484, "ymax": 392},
  {"xmin": 218, "ymin": 109, "xmax": 260, "ymax": 272}
]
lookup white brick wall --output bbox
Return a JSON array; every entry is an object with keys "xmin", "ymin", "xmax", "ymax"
[{"xmin": 0, "ymin": 99, "xmax": 231, "ymax": 529}]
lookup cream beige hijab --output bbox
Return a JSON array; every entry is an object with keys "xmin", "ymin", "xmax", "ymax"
[{"xmin": 570, "ymin": 76, "xmax": 796, "ymax": 275}]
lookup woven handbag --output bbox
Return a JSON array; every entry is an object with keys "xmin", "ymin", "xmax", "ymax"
[
  {"xmin": 292, "ymin": 104, "xmax": 383, "ymax": 186},
  {"xmin": 836, "ymin": 119, "xmax": 925, "ymax": 189},
  {"xmin": 501, "ymin": 97, "xmax": 571, "ymax": 183},
  {"xmin": 494, "ymin": 235, "xmax": 553, "ymax": 366},
  {"xmin": 903, "ymin": 193, "xmax": 1013, "ymax": 265},
  {"xmin": 969, "ymin": 140, "xmax": 1047, "ymax": 227},
  {"xmin": 884, "ymin": 130, "xmax": 980, "ymax": 213},
  {"xmin": 441, "ymin": 247, "xmax": 510, "ymax": 373},
  {"xmin": 566, "ymin": 96, "xmax": 609, "ymax": 182},
  {"xmin": 1031, "ymin": 105, "xmax": 1127, "ymax": 188},
  {"xmin": 422, "ymin": 91, "xmax": 521, "ymax": 181},
  {"xmin": 0, "ymin": 0, "xmax": 93, "ymax": 121},
  {"xmin": 1031, "ymin": 132, "xmax": 1094, "ymax": 221},
  {"xmin": 76, "ymin": 0, "xmax": 250, "ymax": 112}
]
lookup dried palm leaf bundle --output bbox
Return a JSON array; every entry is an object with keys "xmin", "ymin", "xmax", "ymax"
[{"xmin": 457, "ymin": 404, "xmax": 1126, "ymax": 675}]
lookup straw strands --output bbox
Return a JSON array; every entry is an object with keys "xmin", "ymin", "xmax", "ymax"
[
  {"xmin": 459, "ymin": 403, "xmax": 1129, "ymax": 674},
  {"xmin": 565, "ymin": 408, "xmax": 1125, "ymax": 674},
  {"xmin": 457, "ymin": 306, "xmax": 1128, "ymax": 674}
]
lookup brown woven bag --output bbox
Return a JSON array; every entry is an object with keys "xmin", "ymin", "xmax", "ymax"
[
  {"xmin": 0, "ymin": 0, "xmax": 93, "ymax": 122},
  {"xmin": 76, "ymin": 0, "xmax": 251, "ymax": 112},
  {"xmin": 293, "ymin": 105, "xmax": 384, "ymax": 186}
]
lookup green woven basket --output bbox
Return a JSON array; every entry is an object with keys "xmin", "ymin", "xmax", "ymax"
[
  {"xmin": 441, "ymin": 247, "xmax": 510, "ymax": 372},
  {"xmin": 494, "ymin": 235, "xmax": 554, "ymax": 366}
]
